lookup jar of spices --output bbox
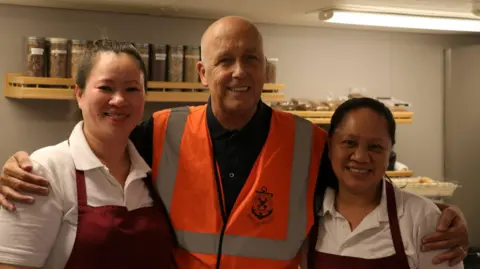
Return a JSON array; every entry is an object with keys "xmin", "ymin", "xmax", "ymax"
[
  {"xmin": 151, "ymin": 44, "xmax": 167, "ymax": 82},
  {"xmin": 184, "ymin": 45, "xmax": 200, "ymax": 82},
  {"xmin": 48, "ymin": 37, "xmax": 68, "ymax": 78},
  {"xmin": 134, "ymin": 43, "xmax": 150, "ymax": 80},
  {"xmin": 167, "ymin": 45, "xmax": 184, "ymax": 82},
  {"xmin": 25, "ymin": 36, "xmax": 46, "ymax": 77},
  {"xmin": 70, "ymin": 39, "xmax": 88, "ymax": 79},
  {"xmin": 266, "ymin": 58, "xmax": 278, "ymax": 83}
]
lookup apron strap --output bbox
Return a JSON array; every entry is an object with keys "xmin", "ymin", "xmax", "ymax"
[
  {"xmin": 68, "ymin": 139, "xmax": 88, "ymax": 207},
  {"xmin": 307, "ymin": 214, "xmax": 319, "ymax": 269},
  {"xmin": 385, "ymin": 180, "xmax": 407, "ymax": 255},
  {"xmin": 75, "ymin": 170, "xmax": 88, "ymax": 207}
]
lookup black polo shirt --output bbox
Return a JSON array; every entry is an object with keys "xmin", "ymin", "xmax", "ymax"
[
  {"xmin": 129, "ymin": 103, "xmax": 327, "ymax": 218},
  {"xmin": 206, "ymin": 100, "xmax": 272, "ymax": 217}
]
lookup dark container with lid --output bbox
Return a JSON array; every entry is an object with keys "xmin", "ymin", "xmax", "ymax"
[
  {"xmin": 167, "ymin": 45, "xmax": 184, "ymax": 82},
  {"xmin": 134, "ymin": 43, "xmax": 150, "ymax": 80},
  {"xmin": 151, "ymin": 44, "xmax": 167, "ymax": 82}
]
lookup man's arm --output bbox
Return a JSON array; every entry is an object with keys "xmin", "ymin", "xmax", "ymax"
[
  {"xmin": 0, "ymin": 152, "xmax": 46, "ymax": 211},
  {"xmin": 422, "ymin": 204, "xmax": 469, "ymax": 266},
  {"xmin": 0, "ymin": 117, "xmax": 155, "ymax": 211},
  {"xmin": 0, "ymin": 156, "xmax": 63, "ymax": 269}
]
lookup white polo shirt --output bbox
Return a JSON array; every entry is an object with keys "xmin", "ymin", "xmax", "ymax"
[
  {"xmin": 314, "ymin": 180, "xmax": 464, "ymax": 269},
  {"xmin": 0, "ymin": 121, "xmax": 154, "ymax": 269}
]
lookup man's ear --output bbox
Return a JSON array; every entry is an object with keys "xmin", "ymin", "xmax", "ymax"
[{"xmin": 197, "ymin": 61, "xmax": 208, "ymax": 87}]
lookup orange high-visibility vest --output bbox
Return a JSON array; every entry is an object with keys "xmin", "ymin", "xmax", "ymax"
[{"xmin": 152, "ymin": 105, "xmax": 326, "ymax": 269}]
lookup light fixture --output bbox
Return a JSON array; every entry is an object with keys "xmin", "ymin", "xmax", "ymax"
[{"xmin": 318, "ymin": 9, "xmax": 480, "ymax": 33}]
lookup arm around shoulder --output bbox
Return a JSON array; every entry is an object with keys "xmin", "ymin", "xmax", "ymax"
[
  {"xmin": 0, "ymin": 154, "xmax": 63, "ymax": 268},
  {"xmin": 416, "ymin": 209, "xmax": 464, "ymax": 269}
]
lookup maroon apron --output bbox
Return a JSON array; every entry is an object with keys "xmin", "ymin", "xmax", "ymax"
[
  {"xmin": 308, "ymin": 180, "xmax": 411, "ymax": 269},
  {"xmin": 62, "ymin": 169, "xmax": 175, "ymax": 269}
]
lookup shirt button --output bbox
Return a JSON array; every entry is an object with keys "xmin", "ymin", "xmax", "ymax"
[{"xmin": 229, "ymin": 172, "xmax": 235, "ymax": 178}]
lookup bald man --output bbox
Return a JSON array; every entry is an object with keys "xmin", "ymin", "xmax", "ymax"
[{"xmin": 0, "ymin": 16, "xmax": 470, "ymax": 269}]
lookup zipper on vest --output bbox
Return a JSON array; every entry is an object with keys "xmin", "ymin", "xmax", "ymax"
[
  {"xmin": 215, "ymin": 219, "xmax": 228, "ymax": 269},
  {"xmin": 213, "ymin": 160, "xmax": 227, "ymax": 269}
]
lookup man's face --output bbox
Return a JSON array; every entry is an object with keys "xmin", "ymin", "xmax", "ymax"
[{"xmin": 198, "ymin": 23, "xmax": 266, "ymax": 117}]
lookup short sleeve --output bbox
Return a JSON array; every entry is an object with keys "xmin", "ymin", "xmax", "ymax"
[
  {"xmin": 0, "ymin": 158, "xmax": 63, "ymax": 267},
  {"xmin": 416, "ymin": 209, "xmax": 464, "ymax": 269}
]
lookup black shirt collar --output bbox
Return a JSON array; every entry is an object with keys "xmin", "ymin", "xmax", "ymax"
[{"xmin": 206, "ymin": 98, "xmax": 271, "ymax": 139}]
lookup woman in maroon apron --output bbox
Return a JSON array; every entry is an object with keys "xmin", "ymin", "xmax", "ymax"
[
  {"xmin": 307, "ymin": 98, "xmax": 464, "ymax": 269},
  {"xmin": 0, "ymin": 39, "xmax": 176, "ymax": 269},
  {"xmin": 64, "ymin": 168, "xmax": 175, "ymax": 269}
]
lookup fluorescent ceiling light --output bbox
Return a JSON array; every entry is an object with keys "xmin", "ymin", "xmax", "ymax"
[{"xmin": 319, "ymin": 9, "xmax": 480, "ymax": 32}]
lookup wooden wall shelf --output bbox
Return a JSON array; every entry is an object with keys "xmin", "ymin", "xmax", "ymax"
[
  {"xmin": 386, "ymin": 170, "xmax": 414, "ymax": 177},
  {"xmin": 4, "ymin": 73, "xmax": 285, "ymax": 103},
  {"xmin": 4, "ymin": 73, "xmax": 413, "ymax": 124},
  {"xmin": 284, "ymin": 110, "xmax": 414, "ymax": 124}
]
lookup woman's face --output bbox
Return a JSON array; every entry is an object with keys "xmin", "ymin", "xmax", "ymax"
[
  {"xmin": 76, "ymin": 52, "xmax": 145, "ymax": 141},
  {"xmin": 329, "ymin": 108, "xmax": 392, "ymax": 195}
]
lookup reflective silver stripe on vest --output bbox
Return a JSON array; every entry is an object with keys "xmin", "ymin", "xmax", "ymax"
[
  {"xmin": 156, "ymin": 106, "xmax": 190, "ymax": 211},
  {"xmin": 156, "ymin": 111, "xmax": 313, "ymax": 261}
]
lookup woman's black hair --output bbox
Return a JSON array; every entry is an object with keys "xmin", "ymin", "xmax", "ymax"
[
  {"xmin": 321, "ymin": 97, "xmax": 397, "ymax": 191},
  {"xmin": 76, "ymin": 38, "xmax": 148, "ymax": 90}
]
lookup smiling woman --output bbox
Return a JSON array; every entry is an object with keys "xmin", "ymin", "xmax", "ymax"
[
  {"xmin": 70, "ymin": 39, "xmax": 148, "ymax": 122},
  {"xmin": 306, "ymin": 97, "xmax": 464, "ymax": 269},
  {"xmin": 0, "ymin": 39, "xmax": 176, "ymax": 269},
  {"xmin": 327, "ymin": 97, "xmax": 396, "ymax": 197}
]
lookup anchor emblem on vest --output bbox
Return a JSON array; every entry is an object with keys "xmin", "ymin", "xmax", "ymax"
[{"xmin": 251, "ymin": 186, "xmax": 273, "ymax": 220}]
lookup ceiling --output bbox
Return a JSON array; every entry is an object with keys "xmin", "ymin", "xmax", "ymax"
[{"xmin": 1, "ymin": 0, "xmax": 479, "ymax": 32}]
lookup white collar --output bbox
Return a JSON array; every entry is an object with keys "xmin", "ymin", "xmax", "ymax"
[
  {"xmin": 68, "ymin": 121, "xmax": 151, "ymax": 175},
  {"xmin": 320, "ymin": 179, "xmax": 404, "ymax": 222}
]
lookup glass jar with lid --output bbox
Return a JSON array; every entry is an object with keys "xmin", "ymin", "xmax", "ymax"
[
  {"xmin": 48, "ymin": 37, "xmax": 68, "ymax": 78},
  {"xmin": 25, "ymin": 36, "xmax": 46, "ymax": 77},
  {"xmin": 184, "ymin": 45, "xmax": 200, "ymax": 82},
  {"xmin": 266, "ymin": 58, "xmax": 278, "ymax": 83},
  {"xmin": 70, "ymin": 39, "xmax": 88, "ymax": 79}
]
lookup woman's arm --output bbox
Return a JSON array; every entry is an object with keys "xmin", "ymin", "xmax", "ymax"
[{"xmin": 0, "ymin": 156, "xmax": 63, "ymax": 268}]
